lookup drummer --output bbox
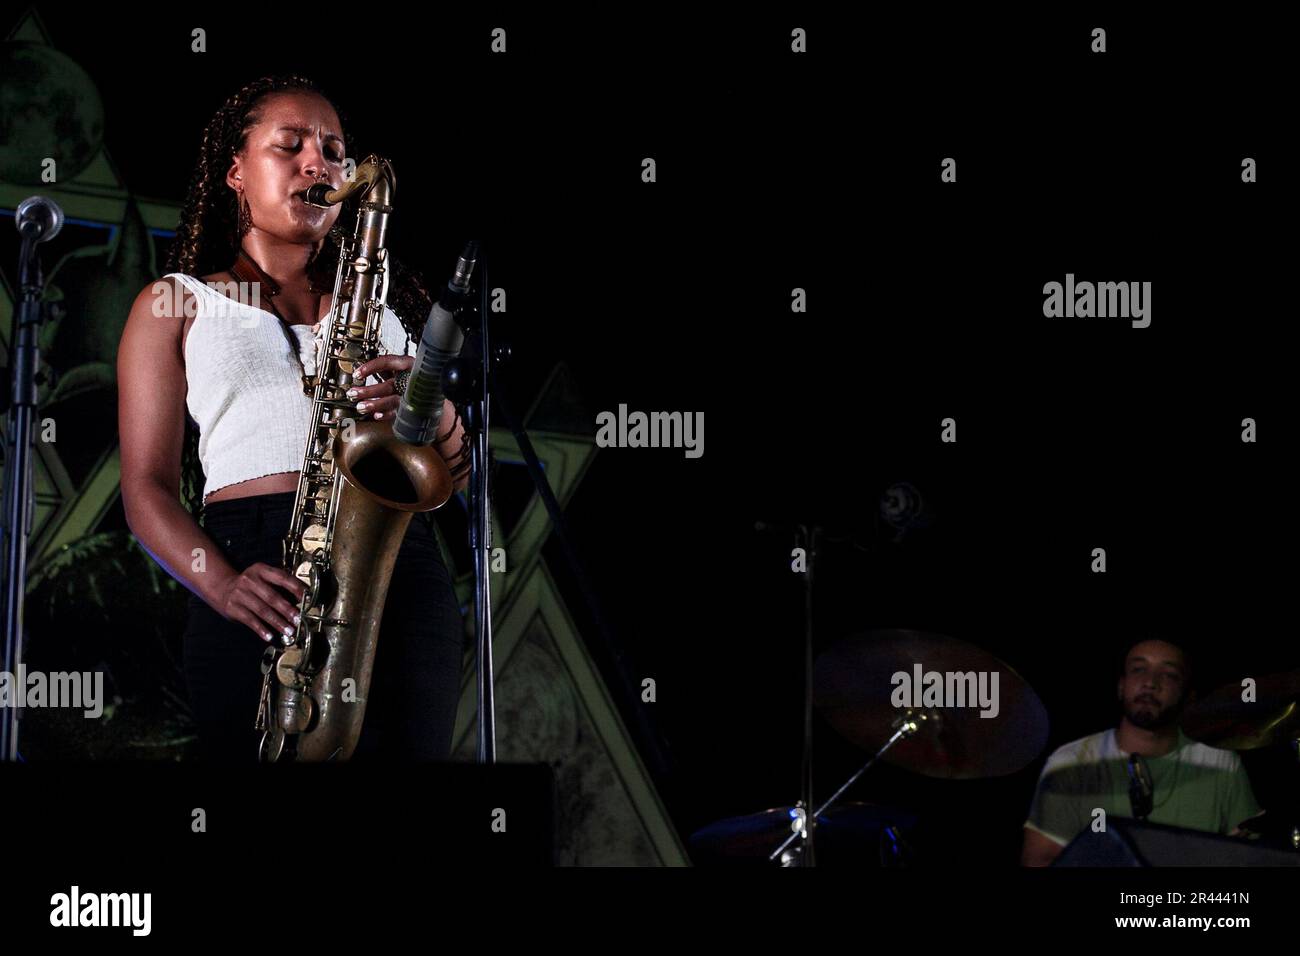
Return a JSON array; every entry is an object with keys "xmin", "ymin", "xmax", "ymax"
[{"xmin": 1020, "ymin": 638, "xmax": 1261, "ymax": 866}]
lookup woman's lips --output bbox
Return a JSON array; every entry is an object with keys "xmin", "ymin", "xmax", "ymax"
[{"xmin": 290, "ymin": 194, "xmax": 326, "ymax": 218}]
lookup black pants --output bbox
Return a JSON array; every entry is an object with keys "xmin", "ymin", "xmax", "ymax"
[{"xmin": 182, "ymin": 491, "xmax": 465, "ymax": 763}]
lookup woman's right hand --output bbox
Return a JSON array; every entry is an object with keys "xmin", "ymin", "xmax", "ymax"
[{"xmin": 213, "ymin": 562, "xmax": 308, "ymax": 643}]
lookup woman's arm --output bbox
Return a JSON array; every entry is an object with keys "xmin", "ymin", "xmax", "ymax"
[
  {"xmin": 118, "ymin": 279, "xmax": 230, "ymax": 603},
  {"xmin": 117, "ymin": 279, "xmax": 304, "ymax": 641},
  {"xmin": 433, "ymin": 397, "xmax": 470, "ymax": 493}
]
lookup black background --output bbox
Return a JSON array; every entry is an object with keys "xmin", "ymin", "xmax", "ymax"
[{"xmin": 5, "ymin": 4, "xmax": 1294, "ymax": 896}]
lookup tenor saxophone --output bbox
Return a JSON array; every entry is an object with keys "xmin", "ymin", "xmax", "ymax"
[{"xmin": 255, "ymin": 155, "xmax": 453, "ymax": 762}]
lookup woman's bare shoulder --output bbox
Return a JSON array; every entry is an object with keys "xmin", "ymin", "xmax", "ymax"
[{"xmin": 126, "ymin": 275, "xmax": 196, "ymax": 321}]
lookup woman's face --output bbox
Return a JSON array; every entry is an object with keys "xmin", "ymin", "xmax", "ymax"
[{"xmin": 227, "ymin": 91, "xmax": 347, "ymax": 245}]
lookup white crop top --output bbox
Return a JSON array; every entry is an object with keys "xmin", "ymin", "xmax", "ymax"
[{"xmin": 165, "ymin": 272, "xmax": 416, "ymax": 503}]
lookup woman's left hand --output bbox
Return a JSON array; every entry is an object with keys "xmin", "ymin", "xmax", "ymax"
[
  {"xmin": 348, "ymin": 354, "xmax": 412, "ymax": 420},
  {"xmin": 348, "ymin": 353, "xmax": 469, "ymax": 491}
]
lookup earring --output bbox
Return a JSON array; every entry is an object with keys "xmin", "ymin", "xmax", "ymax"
[{"xmin": 237, "ymin": 190, "xmax": 253, "ymax": 236}]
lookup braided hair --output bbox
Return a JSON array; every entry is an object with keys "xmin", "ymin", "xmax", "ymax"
[{"xmin": 164, "ymin": 75, "xmax": 460, "ymax": 520}]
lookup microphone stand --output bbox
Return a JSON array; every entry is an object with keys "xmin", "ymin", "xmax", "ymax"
[
  {"xmin": 443, "ymin": 256, "xmax": 497, "ymax": 763},
  {"xmin": 787, "ymin": 524, "xmax": 818, "ymax": 865},
  {"xmin": 440, "ymin": 248, "xmax": 673, "ymax": 781},
  {"xmin": 792, "ymin": 524, "xmax": 817, "ymax": 865},
  {"xmin": 1, "ymin": 228, "xmax": 54, "ymax": 761},
  {"xmin": 754, "ymin": 520, "xmax": 875, "ymax": 865}
]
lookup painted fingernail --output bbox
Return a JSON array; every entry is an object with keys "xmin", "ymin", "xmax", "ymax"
[
  {"xmin": 293, "ymin": 613, "xmax": 301, "ymax": 624},
  {"xmin": 283, "ymin": 624, "xmax": 294, "ymax": 637},
  {"xmin": 374, "ymin": 411, "xmax": 383, "ymax": 419},
  {"xmin": 356, "ymin": 402, "xmax": 368, "ymax": 412},
  {"xmin": 346, "ymin": 389, "xmax": 358, "ymax": 399},
  {"xmin": 263, "ymin": 632, "xmax": 274, "ymax": 642}
]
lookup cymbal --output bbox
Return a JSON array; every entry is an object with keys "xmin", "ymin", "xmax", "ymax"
[
  {"xmin": 688, "ymin": 801, "xmax": 917, "ymax": 862},
  {"xmin": 1181, "ymin": 671, "xmax": 1300, "ymax": 750},
  {"xmin": 813, "ymin": 630, "xmax": 1049, "ymax": 779}
]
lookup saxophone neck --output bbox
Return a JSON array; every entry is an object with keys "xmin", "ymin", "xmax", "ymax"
[{"xmin": 304, "ymin": 155, "xmax": 394, "ymax": 208}]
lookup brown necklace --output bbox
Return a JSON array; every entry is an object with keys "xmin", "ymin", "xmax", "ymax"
[{"xmin": 229, "ymin": 246, "xmax": 330, "ymax": 395}]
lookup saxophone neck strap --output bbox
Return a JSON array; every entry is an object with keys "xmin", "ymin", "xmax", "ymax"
[
  {"xmin": 230, "ymin": 248, "xmax": 319, "ymax": 394},
  {"xmin": 230, "ymin": 247, "xmax": 285, "ymax": 320}
]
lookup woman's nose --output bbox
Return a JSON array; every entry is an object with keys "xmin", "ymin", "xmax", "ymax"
[{"xmin": 301, "ymin": 147, "xmax": 330, "ymax": 180}]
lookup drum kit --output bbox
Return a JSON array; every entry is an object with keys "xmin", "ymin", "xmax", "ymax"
[
  {"xmin": 1182, "ymin": 668, "xmax": 1300, "ymax": 846},
  {"xmin": 689, "ymin": 627, "xmax": 1300, "ymax": 866}
]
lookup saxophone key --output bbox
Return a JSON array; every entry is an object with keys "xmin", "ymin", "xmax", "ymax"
[
  {"xmin": 258, "ymin": 729, "xmax": 285, "ymax": 763},
  {"xmin": 301, "ymin": 524, "xmax": 328, "ymax": 553},
  {"xmin": 275, "ymin": 646, "xmax": 306, "ymax": 688},
  {"xmin": 255, "ymin": 646, "xmax": 278, "ymax": 731}
]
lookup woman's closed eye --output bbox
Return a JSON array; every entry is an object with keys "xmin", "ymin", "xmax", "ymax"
[{"xmin": 277, "ymin": 143, "xmax": 344, "ymax": 161}]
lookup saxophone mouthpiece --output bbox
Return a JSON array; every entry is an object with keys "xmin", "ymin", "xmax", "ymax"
[{"xmin": 303, "ymin": 183, "xmax": 335, "ymax": 207}]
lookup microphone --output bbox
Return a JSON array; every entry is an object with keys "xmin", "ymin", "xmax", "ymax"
[
  {"xmin": 879, "ymin": 481, "xmax": 933, "ymax": 542},
  {"xmin": 392, "ymin": 241, "xmax": 480, "ymax": 445},
  {"xmin": 14, "ymin": 196, "xmax": 64, "ymax": 243},
  {"xmin": 1126, "ymin": 752, "xmax": 1153, "ymax": 820}
]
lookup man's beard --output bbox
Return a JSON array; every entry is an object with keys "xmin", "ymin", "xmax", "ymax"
[{"xmin": 1126, "ymin": 696, "xmax": 1179, "ymax": 730}]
